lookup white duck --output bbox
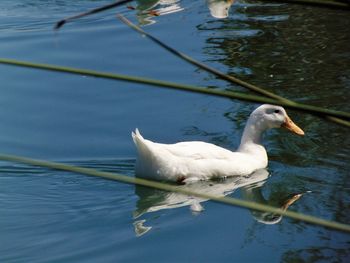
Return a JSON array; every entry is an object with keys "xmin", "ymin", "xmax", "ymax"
[{"xmin": 132, "ymin": 104, "xmax": 304, "ymax": 183}]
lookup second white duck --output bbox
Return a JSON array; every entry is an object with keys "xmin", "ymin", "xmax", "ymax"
[{"xmin": 132, "ymin": 104, "xmax": 304, "ymax": 183}]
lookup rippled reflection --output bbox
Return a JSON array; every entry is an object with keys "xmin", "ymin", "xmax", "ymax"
[
  {"xmin": 130, "ymin": 0, "xmax": 184, "ymax": 25},
  {"xmin": 131, "ymin": 0, "xmax": 236, "ymax": 25},
  {"xmin": 207, "ymin": 0, "xmax": 235, "ymax": 19},
  {"xmin": 133, "ymin": 169, "xmax": 303, "ymax": 236}
]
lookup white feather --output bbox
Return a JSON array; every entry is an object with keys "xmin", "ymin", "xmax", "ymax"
[{"xmin": 132, "ymin": 104, "xmax": 303, "ymax": 182}]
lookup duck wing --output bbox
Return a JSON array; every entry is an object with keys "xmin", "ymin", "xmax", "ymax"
[
  {"xmin": 132, "ymin": 129, "xmax": 234, "ymax": 161},
  {"xmin": 164, "ymin": 141, "xmax": 236, "ymax": 160}
]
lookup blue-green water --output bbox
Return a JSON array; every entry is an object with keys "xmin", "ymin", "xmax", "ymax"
[{"xmin": 1, "ymin": 1, "xmax": 349, "ymax": 262}]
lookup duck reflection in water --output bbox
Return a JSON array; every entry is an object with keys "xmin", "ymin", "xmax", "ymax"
[
  {"xmin": 128, "ymin": 0, "xmax": 235, "ymax": 26},
  {"xmin": 128, "ymin": 0, "xmax": 183, "ymax": 26},
  {"xmin": 132, "ymin": 169, "xmax": 303, "ymax": 236},
  {"xmin": 207, "ymin": 0, "xmax": 235, "ymax": 19}
]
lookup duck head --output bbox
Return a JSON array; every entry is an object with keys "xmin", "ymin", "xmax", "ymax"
[
  {"xmin": 238, "ymin": 104, "xmax": 304, "ymax": 151},
  {"xmin": 249, "ymin": 104, "xmax": 304, "ymax": 136}
]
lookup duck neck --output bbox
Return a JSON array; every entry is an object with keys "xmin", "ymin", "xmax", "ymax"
[{"xmin": 237, "ymin": 117, "xmax": 267, "ymax": 153}]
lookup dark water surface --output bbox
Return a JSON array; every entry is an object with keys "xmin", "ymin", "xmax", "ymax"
[{"xmin": 0, "ymin": 0, "xmax": 349, "ymax": 262}]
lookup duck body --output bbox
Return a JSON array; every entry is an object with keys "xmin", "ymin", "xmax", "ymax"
[
  {"xmin": 132, "ymin": 104, "xmax": 304, "ymax": 183},
  {"xmin": 132, "ymin": 131, "xmax": 267, "ymax": 182}
]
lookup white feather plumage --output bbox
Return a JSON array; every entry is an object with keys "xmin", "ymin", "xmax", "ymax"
[{"xmin": 132, "ymin": 104, "xmax": 304, "ymax": 183}]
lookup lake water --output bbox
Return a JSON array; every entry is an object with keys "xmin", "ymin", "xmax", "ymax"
[{"xmin": 0, "ymin": 0, "xmax": 349, "ymax": 262}]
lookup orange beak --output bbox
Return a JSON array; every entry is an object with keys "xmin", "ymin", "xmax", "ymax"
[
  {"xmin": 281, "ymin": 116, "xmax": 305, "ymax": 136},
  {"xmin": 281, "ymin": 193, "xmax": 303, "ymax": 211}
]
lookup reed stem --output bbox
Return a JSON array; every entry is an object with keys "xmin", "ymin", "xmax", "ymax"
[
  {"xmin": 0, "ymin": 57, "xmax": 349, "ymax": 120},
  {"xmin": 117, "ymin": 14, "xmax": 350, "ymax": 127},
  {"xmin": 53, "ymin": 0, "xmax": 349, "ymax": 30},
  {"xmin": 54, "ymin": 0, "xmax": 133, "ymax": 30},
  {"xmin": 261, "ymin": 0, "xmax": 350, "ymax": 9},
  {"xmin": 0, "ymin": 153, "xmax": 349, "ymax": 233}
]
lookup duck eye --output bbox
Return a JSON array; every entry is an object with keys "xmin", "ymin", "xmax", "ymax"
[{"xmin": 274, "ymin": 109, "xmax": 280, "ymax": 114}]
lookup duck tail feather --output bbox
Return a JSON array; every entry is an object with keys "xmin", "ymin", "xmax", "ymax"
[
  {"xmin": 132, "ymin": 128, "xmax": 143, "ymax": 144},
  {"xmin": 132, "ymin": 129, "xmax": 155, "ymax": 163}
]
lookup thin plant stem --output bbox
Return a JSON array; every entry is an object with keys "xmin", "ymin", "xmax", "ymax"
[
  {"xmin": 260, "ymin": 0, "xmax": 350, "ymax": 10},
  {"xmin": 117, "ymin": 14, "xmax": 350, "ymax": 127},
  {"xmin": 54, "ymin": 0, "xmax": 133, "ymax": 30},
  {"xmin": 0, "ymin": 153, "xmax": 350, "ymax": 233},
  {"xmin": 0, "ymin": 57, "xmax": 349, "ymax": 120}
]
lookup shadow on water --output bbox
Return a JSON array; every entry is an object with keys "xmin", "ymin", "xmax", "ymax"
[
  {"xmin": 133, "ymin": 168, "xmax": 303, "ymax": 236},
  {"xmin": 199, "ymin": 0, "xmax": 350, "ymax": 107}
]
